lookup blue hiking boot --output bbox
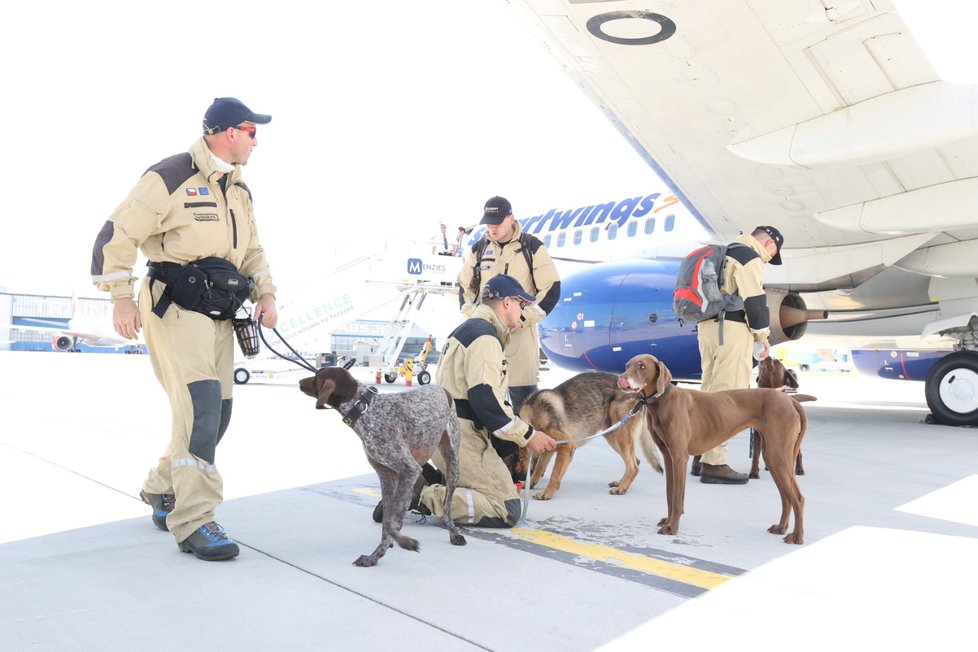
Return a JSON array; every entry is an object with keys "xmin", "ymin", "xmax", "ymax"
[
  {"xmin": 178, "ymin": 522, "xmax": 240, "ymax": 561},
  {"xmin": 139, "ymin": 490, "xmax": 175, "ymax": 531}
]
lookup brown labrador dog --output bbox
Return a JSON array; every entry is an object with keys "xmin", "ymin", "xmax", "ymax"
[
  {"xmin": 618, "ymin": 354, "xmax": 814, "ymax": 544},
  {"xmin": 751, "ymin": 357, "xmax": 815, "ymax": 478}
]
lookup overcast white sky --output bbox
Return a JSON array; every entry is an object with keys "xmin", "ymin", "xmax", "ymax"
[
  {"xmin": 1, "ymin": 2, "xmax": 971, "ymax": 300},
  {"xmin": 0, "ymin": 1, "xmax": 666, "ymax": 298}
]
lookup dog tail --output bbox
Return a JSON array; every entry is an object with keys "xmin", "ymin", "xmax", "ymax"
[
  {"xmin": 638, "ymin": 418, "xmax": 663, "ymax": 475},
  {"xmin": 791, "ymin": 394, "xmax": 817, "ymax": 403}
]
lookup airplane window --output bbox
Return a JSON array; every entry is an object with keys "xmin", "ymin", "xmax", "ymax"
[
  {"xmin": 627, "ymin": 221, "xmax": 637, "ymax": 237},
  {"xmin": 573, "ymin": 229, "xmax": 583, "ymax": 245},
  {"xmin": 645, "ymin": 218, "xmax": 656, "ymax": 234},
  {"xmin": 590, "ymin": 227, "xmax": 599, "ymax": 243},
  {"xmin": 543, "ymin": 234, "xmax": 552, "ymax": 248},
  {"xmin": 557, "ymin": 231, "xmax": 566, "ymax": 247},
  {"xmin": 665, "ymin": 214, "xmax": 675, "ymax": 231},
  {"xmin": 608, "ymin": 224, "xmax": 618, "ymax": 240}
]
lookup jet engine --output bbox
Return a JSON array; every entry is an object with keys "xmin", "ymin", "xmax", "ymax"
[{"xmin": 51, "ymin": 335, "xmax": 75, "ymax": 352}]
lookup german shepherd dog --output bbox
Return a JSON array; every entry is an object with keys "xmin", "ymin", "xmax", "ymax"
[{"xmin": 519, "ymin": 372, "xmax": 662, "ymax": 500}]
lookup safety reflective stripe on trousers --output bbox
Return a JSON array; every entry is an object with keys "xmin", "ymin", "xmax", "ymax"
[
  {"xmin": 465, "ymin": 488, "xmax": 475, "ymax": 524},
  {"xmin": 172, "ymin": 457, "xmax": 217, "ymax": 474}
]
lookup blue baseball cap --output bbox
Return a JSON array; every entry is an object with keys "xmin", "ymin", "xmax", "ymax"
[
  {"xmin": 202, "ymin": 97, "xmax": 272, "ymax": 135},
  {"xmin": 481, "ymin": 274, "xmax": 535, "ymax": 303}
]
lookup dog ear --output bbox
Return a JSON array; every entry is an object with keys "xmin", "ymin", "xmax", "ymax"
[
  {"xmin": 655, "ymin": 358, "xmax": 673, "ymax": 395},
  {"xmin": 315, "ymin": 377, "xmax": 337, "ymax": 410},
  {"xmin": 785, "ymin": 368, "xmax": 799, "ymax": 389}
]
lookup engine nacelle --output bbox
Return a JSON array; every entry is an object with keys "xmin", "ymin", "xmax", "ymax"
[
  {"xmin": 51, "ymin": 335, "xmax": 75, "ymax": 352},
  {"xmin": 766, "ymin": 290, "xmax": 827, "ymax": 346}
]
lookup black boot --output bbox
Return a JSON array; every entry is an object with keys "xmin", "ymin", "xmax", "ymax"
[{"xmin": 372, "ymin": 463, "xmax": 438, "ymax": 522}]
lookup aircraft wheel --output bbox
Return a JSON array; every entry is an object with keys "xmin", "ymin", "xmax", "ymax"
[
  {"xmin": 384, "ymin": 372, "xmax": 398, "ymax": 384},
  {"xmin": 234, "ymin": 368, "xmax": 251, "ymax": 385},
  {"xmin": 925, "ymin": 351, "xmax": 978, "ymax": 426},
  {"xmin": 417, "ymin": 370, "xmax": 431, "ymax": 385}
]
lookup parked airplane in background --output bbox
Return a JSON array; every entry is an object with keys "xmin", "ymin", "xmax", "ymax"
[
  {"xmin": 504, "ymin": 1, "xmax": 978, "ymax": 426},
  {"xmin": 13, "ymin": 296, "xmax": 141, "ymax": 352}
]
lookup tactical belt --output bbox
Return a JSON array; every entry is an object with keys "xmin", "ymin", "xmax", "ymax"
[{"xmin": 713, "ymin": 310, "xmax": 746, "ymax": 323}]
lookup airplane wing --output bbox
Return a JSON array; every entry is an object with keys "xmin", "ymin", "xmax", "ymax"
[{"xmin": 506, "ymin": 1, "xmax": 978, "ymax": 325}]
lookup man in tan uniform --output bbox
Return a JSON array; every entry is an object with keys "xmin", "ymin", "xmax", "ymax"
[
  {"xmin": 694, "ymin": 226, "xmax": 784, "ymax": 484},
  {"xmin": 457, "ymin": 196, "xmax": 560, "ymax": 474},
  {"xmin": 418, "ymin": 275, "xmax": 556, "ymax": 526},
  {"xmin": 91, "ymin": 97, "xmax": 278, "ymax": 560}
]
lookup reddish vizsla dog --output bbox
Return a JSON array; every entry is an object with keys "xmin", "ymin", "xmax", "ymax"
[
  {"xmin": 751, "ymin": 357, "xmax": 815, "ymax": 478},
  {"xmin": 618, "ymin": 354, "xmax": 813, "ymax": 544}
]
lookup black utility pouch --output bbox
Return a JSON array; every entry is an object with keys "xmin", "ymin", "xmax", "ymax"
[
  {"xmin": 169, "ymin": 265, "xmax": 209, "ymax": 312},
  {"xmin": 151, "ymin": 257, "xmax": 252, "ymax": 320}
]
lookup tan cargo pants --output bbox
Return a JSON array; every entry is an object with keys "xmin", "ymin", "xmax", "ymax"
[
  {"xmin": 697, "ymin": 318, "xmax": 753, "ymax": 465},
  {"xmin": 139, "ymin": 278, "xmax": 235, "ymax": 543},
  {"xmin": 421, "ymin": 418, "xmax": 521, "ymax": 527}
]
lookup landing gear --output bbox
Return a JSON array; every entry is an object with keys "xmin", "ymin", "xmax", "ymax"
[
  {"xmin": 384, "ymin": 372, "xmax": 398, "ymax": 384},
  {"xmin": 417, "ymin": 370, "xmax": 431, "ymax": 385},
  {"xmin": 925, "ymin": 351, "xmax": 978, "ymax": 426},
  {"xmin": 234, "ymin": 368, "xmax": 251, "ymax": 385}
]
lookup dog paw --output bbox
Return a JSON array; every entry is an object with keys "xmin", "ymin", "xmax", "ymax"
[
  {"xmin": 783, "ymin": 533, "xmax": 804, "ymax": 545},
  {"xmin": 749, "ymin": 471, "xmax": 760, "ymax": 479},
  {"xmin": 608, "ymin": 487, "xmax": 626, "ymax": 495},
  {"xmin": 532, "ymin": 492, "xmax": 553, "ymax": 501},
  {"xmin": 608, "ymin": 480, "xmax": 620, "ymax": 488},
  {"xmin": 353, "ymin": 555, "xmax": 378, "ymax": 567},
  {"xmin": 396, "ymin": 536, "xmax": 420, "ymax": 552},
  {"xmin": 450, "ymin": 533, "xmax": 467, "ymax": 546},
  {"xmin": 767, "ymin": 524, "xmax": 788, "ymax": 535},
  {"xmin": 656, "ymin": 524, "xmax": 677, "ymax": 535}
]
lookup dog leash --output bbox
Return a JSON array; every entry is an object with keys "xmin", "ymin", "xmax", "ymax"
[
  {"xmin": 552, "ymin": 396, "xmax": 649, "ymax": 446},
  {"xmin": 255, "ymin": 317, "xmax": 319, "ymax": 373},
  {"xmin": 517, "ymin": 395, "xmax": 653, "ymax": 523}
]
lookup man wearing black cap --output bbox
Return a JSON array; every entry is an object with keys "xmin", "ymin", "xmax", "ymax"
[
  {"xmin": 694, "ymin": 226, "xmax": 784, "ymax": 484},
  {"xmin": 457, "ymin": 196, "xmax": 561, "ymax": 476},
  {"xmin": 404, "ymin": 274, "xmax": 557, "ymax": 527},
  {"xmin": 91, "ymin": 97, "xmax": 278, "ymax": 560}
]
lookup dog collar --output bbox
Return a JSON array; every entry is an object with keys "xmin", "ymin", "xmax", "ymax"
[
  {"xmin": 642, "ymin": 382, "xmax": 672, "ymax": 404},
  {"xmin": 341, "ymin": 386, "xmax": 379, "ymax": 428}
]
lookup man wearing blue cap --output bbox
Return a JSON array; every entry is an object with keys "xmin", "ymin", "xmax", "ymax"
[
  {"xmin": 91, "ymin": 97, "xmax": 278, "ymax": 560},
  {"xmin": 410, "ymin": 274, "xmax": 557, "ymax": 527},
  {"xmin": 457, "ymin": 196, "xmax": 561, "ymax": 479}
]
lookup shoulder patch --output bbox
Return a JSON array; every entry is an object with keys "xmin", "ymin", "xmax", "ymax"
[
  {"xmin": 451, "ymin": 318, "xmax": 503, "ymax": 349},
  {"xmin": 727, "ymin": 243, "xmax": 760, "ymax": 266},
  {"xmin": 144, "ymin": 153, "xmax": 196, "ymax": 196}
]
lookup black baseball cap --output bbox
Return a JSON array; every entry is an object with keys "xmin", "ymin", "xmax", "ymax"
[
  {"xmin": 481, "ymin": 196, "xmax": 513, "ymax": 225},
  {"xmin": 202, "ymin": 97, "xmax": 272, "ymax": 135},
  {"xmin": 481, "ymin": 274, "xmax": 535, "ymax": 303},
  {"xmin": 758, "ymin": 225, "xmax": 784, "ymax": 265}
]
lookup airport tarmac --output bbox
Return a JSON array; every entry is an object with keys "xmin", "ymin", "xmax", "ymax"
[{"xmin": 1, "ymin": 351, "xmax": 975, "ymax": 651}]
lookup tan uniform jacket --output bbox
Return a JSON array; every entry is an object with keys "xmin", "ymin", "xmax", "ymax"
[
  {"xmin": 435, "ymin": 305, "xmax": 534, "ymax": 449},
  {"xmin": 720, "ymin": 234, "xmax": 772, "ymax": 342},
  {"xmin": 456, "ymin": 221, "xmax": 560, "ymax": 386},
  {"xmin": 91, "ymin": 138, "xmax": 276, "ymax": 301}
]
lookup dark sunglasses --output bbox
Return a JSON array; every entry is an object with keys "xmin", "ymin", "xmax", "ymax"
[{"xmin": 232, "ymin": 124, "xmax": 257, "ymax": 139}]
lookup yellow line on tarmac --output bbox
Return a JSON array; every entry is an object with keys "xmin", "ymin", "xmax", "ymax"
[{"xmin": 510, "ymin": 528, "xmax": 730, "ymax": 590}]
